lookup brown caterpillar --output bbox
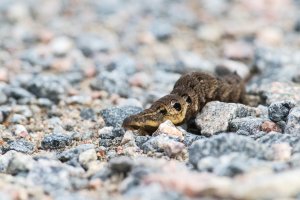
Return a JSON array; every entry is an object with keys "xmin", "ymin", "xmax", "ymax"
[{"xmin": 122, "ymin": 72, "xmax": 246, "ymax": 133}]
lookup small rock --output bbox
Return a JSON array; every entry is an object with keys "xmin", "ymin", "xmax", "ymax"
[
  {"xmin": 256, "ymin": 27, "xmax": 283, "ymax": 46},
  {"xmin": 229, "ymin": 117, "xmax": 264, "ymax": 135},
  {"xmin": 189, "ymin": 133, "xmax": 272, "ymax": 167},
  {"xmin": 151, "ymin": 20, "xmax": 174, "ymax": 41},
  {"xmin": 7, "ymin": 152, "xmax": 35, "ymax": 175},
  {"xmin": 128, "ymin": 72, "xmax": 152, "ymax": 88},
  {"xmin": 183, "ymin": 132, "xmax": 205, "ymax": 147},
  {"xmin": 196, "ymin": 101, "xmax": 256, "ymax": 136},
  {"xmin": 80, "ymin": 108, "xmax": 95, "ymax": 120},
  {"xmin": 3, "ymin": 139, "xmax": 35, "ymax": 154},
  {"xmin": 272, "ymin": 143, "xmax": 292, "ymax": 161},
  {"xmin": 41, "ymin": 134, "xmax": 72, "ymax": 150},
  {"xmin": 152, "ymin": 120, "xmax": 184, "ymax": 139},
  {"xmin": 66, "ymin": 95, "xmax": 92, "ymax": 105},
  {"xmin": 0, "ymin": 90, "xmax": 7, "ymax": 105},
  {"xmin": 57, "ymin": 144, "xmax": 95, "ymax": 164},
  {"xmin": 268, "ymin": 101, "xmax": 295, "ymax": 122},
  {"xmin": 121, "ymin": 131, "xmax": 135, "ymax": 145},
  {"xmin": 100, "ymin": 106, "xmax": 142, "ymax": 128},
  {"xmin": 285, "ymin": 107, "xmax": 300, "ymax": 134},
  {"xmin": 26, "ymin": 75, "xmax": 66, "ymax": 103},
  {"xmin": 216, "ymin": 59, "xmax": 250, "ymax": 79},
  {"xmin": 50, "ymin": 36, "xmax": 73, "ymax": 56},
  {"xmin": 261, "ymin": 121, "xmax": 282, "ymax": 133},
  {"xmin": 5, "ymin": 87, "xmax": 34, "ymax": 100},
  {"xmin": 76, "ymin": 34, "xmax": 110, "ymax": 57},
  {"xmin": 109, "ymin": 156, "xmax": 133, "ymax": 174},
  {"xmin": 0, "ymin": 68, "xmax": 8, "ymax": 82},
  {"xmin": 178, "ymin": 52, "xmax": 215, "ymax": 73},
  {"xmin": 197, "ymin": 24, "xmax": 222, "ymax": 42},
  {"xmin": 135, "ymin": 135, "xmax": 151, "ymax": 149},
  {"xmin": 222, "ymin": 41, "xmax": 254, "ymax": 60},
  {"xmin": 78, "ymin": 149, "xmax": 97, "ymax": 169},
  {"xmin": 142, "ymin": 134, "xmax": 185, "ymax": 157},
  {"xmin": 13, "ymin": 124, "xmax": 29, "ymax": 138},
  {"xmin": 9, "ymin": 114, "xmax": 27, "ymax": 124},
  {"xmin": 91, "ymin": 71, "xmax": 130, "ymax": 96}
]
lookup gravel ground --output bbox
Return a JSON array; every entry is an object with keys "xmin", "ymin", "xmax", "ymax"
[{"xmin": 1, "ymin": 0, "xmax": 300, "ymax": 199}]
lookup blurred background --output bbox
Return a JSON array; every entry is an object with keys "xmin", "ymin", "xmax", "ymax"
[{"xmin": 0, "ymin": 0, "xmax": 300, "ymax": 107}]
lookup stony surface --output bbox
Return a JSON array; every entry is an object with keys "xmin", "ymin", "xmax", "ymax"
[{"xmin": 1, "ymin": 0, "xmax": 300, "ymax": 199}]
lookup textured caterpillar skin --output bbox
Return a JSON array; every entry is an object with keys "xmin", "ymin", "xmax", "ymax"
[{"xmin": 122, "ymin": 72, "xmax": 246, "ymax": 133}]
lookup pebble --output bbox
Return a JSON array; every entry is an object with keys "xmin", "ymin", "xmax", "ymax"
[
  {"xmin": 26, "ymin": 75, "xmax": 66, "ymax": 103},
  {"xmin": 222, "ymin": 41, "xmax": 254, "ymax": 60},
  {"xmin": 285, "ymin": 107, "xmax": 300, "ymax": 134},
  {"xmin": 151, "ymin": 20, "xmax": 174, "ymax": 41},
  {"xmin": 189, "ymin": 133, "xmax": 273, "ymax": 167},
  {"xmin": 13, "ymin": 124, "xmax": 29, "ymax": 138},
  {"xmin": 50, "ymin": 36, "xmax": 74, "ymax": 56},
  {"xmin": 229, "ymin": 117, "xmax": 264, "ymax": 135},
  {"xmin": 216, "ymin": 59, "xmax": 250, "ymax": 79},
  {"xmin": 76, "ymin": 34, "xmax": 110, "ymax": 57},
  {"xmin": 109, "ymin": 156, "xmax": 133, "ymax": 174},
  {"xmin": 152, "ymin": 120, "xmax": 184, "ymax": 139},
  {"xmin": 261, "ymin": 120, "xmax": 282, "ymax": 133},
  {"xmin": 268, "ymin": 100, "xmax": 295, "ymax": 122},
  {"xmin": 195, "ymin": 101, "xmax": 256, "ymax": 136},
  {"xmin": 142, "ymin": 134, "xmax": 185, "ymax": 157},
  {"xmin": 197, "ymin": 24, "xmax": 222, "ymax": 42},
  {"xmin": 91, "ymin": 71, "xmax": 130, "ymax": 97},
  {"xmin": 78, "ymin": 149, "xmax": 97, "ymax": 169},
  {"xmin": 3, "ymin": 139, "xmax": 35, "ymax": 154},
  {"xmin": 0, "ymin": 90, "xmax": 7, "ymax": 105},
  {"xmin": 100, "ymin": 106, "xmax": 142, "ymax": 128},
  {"xmin": 272, "ymin": 143, "xmax": 292, "ymax": 161},
  {"xmin": 80, "ymin": 108, "xmax": 95, "ymax": 120},
  {"xmin": 41, "ymin": 133, "xmax": 72, "ymax": 150},
  {"xmin": 6, "ymin": 152, "xmax": 35, "ymax": 175}
]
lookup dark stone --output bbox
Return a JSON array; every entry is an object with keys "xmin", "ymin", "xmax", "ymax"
[
  {"xmin": 41, "ymin": 134, "xmax": 72, "ymax": 150},
  {"xmin": 294, "ymin": 19, "xmax": 300, "ymax": 32},
  {"xmin": 109, "ymin": 156, "xmax": 133, "ymax": 174},
  {"xmin": 268, "ymin": 101, "xmax": 295, "ymax": 122},
  {"xmin": 26, "ymin": 75, "xmax": 66, "ymax": 103}
]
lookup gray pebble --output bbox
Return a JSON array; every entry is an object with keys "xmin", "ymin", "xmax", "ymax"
[
  {"xmin": 100, "ymin": 106, "xmax": 142, "ymax": 128},
  {"xmin": 3, "ymin": 139, "xmax": 35, "ymax": 154},
  {"xmin": 41, "ymin": 134, "xmax": 72, "ymax": 150},
  {"xmin": 285, "ymin": 107, "xmax": 300, "ymax": 134},
  {"xmin": 268, "ymin": 101, "xmax": 295, "ymax": 122},
  {"xmin": 229, "ymin": 117, "xmax": 264, "ymax": 135},
  {"xmin": 80, "ymin": 108, "xmax": 95, "ymax": 120},
  {"xmin": 189, "ymin": 133, "xmax": 273, "ymax": 167}
]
